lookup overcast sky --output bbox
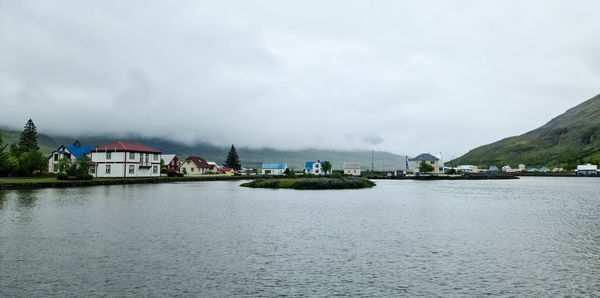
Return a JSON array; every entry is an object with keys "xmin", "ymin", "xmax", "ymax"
[{"xmin": 1, "ymin": 0, "xmax": 599, "ymax": 158}]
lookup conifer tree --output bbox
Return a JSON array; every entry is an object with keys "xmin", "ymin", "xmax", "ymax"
[
  {"xmin": 18, "ymin": 119, "xmax": 39, "ymax": 153},
  {"xmin": 73, "ymin": 139, "xmax": 81, "ymax": 147},
  {"xmin": 225, "ymin": 144, "xmax": 242, "ymax": 171}
]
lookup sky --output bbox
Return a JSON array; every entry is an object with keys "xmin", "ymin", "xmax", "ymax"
[{"xmin": 1, "ymin": 0, "xmax": 599, "ymax": 158}]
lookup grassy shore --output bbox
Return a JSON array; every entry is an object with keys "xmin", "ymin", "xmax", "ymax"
[
  {"xmin": 240, "ymin": 176, "xmax": 376, "ymax": 190},
  {"xmin": 0, "ymin": 175, "xmax": 250, "ymax": 190}
]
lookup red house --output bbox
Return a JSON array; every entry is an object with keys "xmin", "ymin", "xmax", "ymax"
[{"xmin": 162, "ymin": 154, "xmax": 179, "ymax": 170}]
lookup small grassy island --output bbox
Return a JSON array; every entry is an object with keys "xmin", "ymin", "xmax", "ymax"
[{"xmin": 240, "ymin": 176, "xmax": 376, "ymax": 190}]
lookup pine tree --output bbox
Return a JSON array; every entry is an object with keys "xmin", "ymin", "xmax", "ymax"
[
  {"xmin": 225, "ymin": 144, "xmax": 242, "ymax": 171},
  {"xmin": 18, "ymin": 119, "xmax": 39, "ymax": 153}
]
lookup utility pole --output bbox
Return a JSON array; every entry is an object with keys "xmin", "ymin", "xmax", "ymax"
[{"xmin": 371, "ymin": 151, "xmax": 374, "ymax": 172}]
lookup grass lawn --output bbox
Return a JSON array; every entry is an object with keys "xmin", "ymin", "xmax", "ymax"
[{"xmin": 0, "ymin": 177, "xmax": 155, "ymax": 184}]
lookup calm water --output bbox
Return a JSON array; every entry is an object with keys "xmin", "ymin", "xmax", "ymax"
[{"xmin": 1, "ymin": 177, "xmax": 599, "ymax": 297}]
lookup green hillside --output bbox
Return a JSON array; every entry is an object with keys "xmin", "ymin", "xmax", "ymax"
[
  {"xmin": 0, "ymin": 129, "xmax": 406, "ymax": 171},
  {"xmin": 451, "ymin": 93, "xmax": 600, "ymax": 169}
]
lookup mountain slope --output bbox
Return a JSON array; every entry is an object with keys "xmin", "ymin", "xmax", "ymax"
[
  {"xmin": 452, "ymin": 93, "xmax": 600, "ymax": 168},
  {"xmin": 0, "ymin": 129, "xmax": 407, "ymax": 171}
]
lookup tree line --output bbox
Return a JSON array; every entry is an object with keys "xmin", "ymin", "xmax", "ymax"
[{"xmin": 0, "ymin": 119, "xmax": 47, "ymax": 176}]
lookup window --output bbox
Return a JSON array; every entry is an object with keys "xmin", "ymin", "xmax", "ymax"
[
  {"xmin": 106, "ymin": 165, "xmax": 111, "ymax": 174},
  {"xmin": 106, "ymin": 152, "xmax": 111, "ymax": 160},
  {"xmin": 191, "ymin": 167, "xmax": 194, "ymax": 172},
  {"xmin": 153, "ymin": 165, "xmax": 158, "ymax": 174},
  {"xmin": 89, "ymin": 167, "xmax": 95, "ymax": 174},
  {"xmin": 129, "ymin": 152, "xmax": 135, "ymax": 160},
  {"xmin": 153, "ymin": 154, "xmax": 158, "ymax": 161},
  {"xmin": 129, "ymin": 165, "xmax": 135, "ymax": 174},
  {"xmin": 54, "ymin": 154, "xmax": 59, "ymax": 161}
]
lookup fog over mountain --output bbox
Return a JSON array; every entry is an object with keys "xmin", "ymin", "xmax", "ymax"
[{"xmin": 1, "ymin": 1, "xmax": 600, "ymax": 158}]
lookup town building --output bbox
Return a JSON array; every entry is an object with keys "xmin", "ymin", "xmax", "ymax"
[
  {"xmin": 48, "ymin": 144, "xmax": 96, "ymax": 173},
  {"xmin": 161, "ymin": 154, "xmax": 179, "ymax": 170},
  {"xmin": 179, "ymin": 156, "xmax": 211, "ymax": 176},
  {"xmin": 576, "ymin": 164, "xmax": 598, "ymax": 176},
  {"xmin": 343, "ymin": 162, "xmax": 361, "ymax": 176},
  {"xmin": 304, "ymin": 160, "xmax": 330, "ymax": 175},
  {"xmin": 218, "ymin": 168, "xmax": 234, "ymax": 176},
  {"xmin": 207, "ymin": 162, "xmax": 220, "ymax": 174},
  {"xmin": 90, "ymin": 141, "xmax": 161, "ymax": 178},
  {"xmin": 408, "ymin": 153, "xmax": 443, "ymax": 174},
  {"xmin": 261, "ymin": 163, "xmax": 287, "ymax": 175},
  {"xmin": 457, "ymin": 165, "xmax": 478, "ymax": 173}
]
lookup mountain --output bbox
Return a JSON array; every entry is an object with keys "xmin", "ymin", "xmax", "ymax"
[
  {"xmin": 451, "ymin": 93, "xmax": 600, "ymax": 169},
  {"xmin": 0, "ymin": 129, "xmax": 407, "ymax": 171}
]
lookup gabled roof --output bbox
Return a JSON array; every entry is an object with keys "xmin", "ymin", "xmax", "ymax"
[
  {"xmin": 304, "ymin": 162, "xmax": 315, "ymax": 169},
  {"xmin": 409, "ymin": 153, "xmax": 439, "ymax": 161},
  {"xmin": 162, "ymin": 154, "xmax": 176, "ymax": 164},
  {"xmin": 218, "ymin": 168, "xmax": 233, "ymax": 173},
  {"xmin": 262, "ymin": 163, "xmax": 287, "ymax": 169},
  {"xmin": 343, "ymin": 162, "xmax": 361, "ymax": 169},
  {"xmin": 54, "ymin": 145, "xmax": 95, "ymax": 159},
  {"xmin": 65, "ymin": 145, "xmax": 96, "ymax": 159},
  {"xmin": 92, "ymin": 141, "xmax": 161, "ymax": 153},
  {"xmin": 183, "ymin": 156, "xmax": 210, "ymax": 169}
]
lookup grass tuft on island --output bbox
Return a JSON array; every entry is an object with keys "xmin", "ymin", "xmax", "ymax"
[{"xmin": 240, "ymin": 176, "xmax": 376, "ymax": 190}]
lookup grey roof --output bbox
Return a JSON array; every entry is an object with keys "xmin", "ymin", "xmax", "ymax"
[
  {"xmin": 162, "ymin": 154, "xmax": 176, "ymax": 164},
  {"xmin": 409, "ymin": 153, "xmax": 439, "ymax": 161},
  {"xmin": 343, "ymin": 162, "xmax": 361, "ymax": 169}
]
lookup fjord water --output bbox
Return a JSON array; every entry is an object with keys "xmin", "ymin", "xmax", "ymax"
[{"xmin": 1, "ymin": 178, "xmax": 599, "ymax": 297}]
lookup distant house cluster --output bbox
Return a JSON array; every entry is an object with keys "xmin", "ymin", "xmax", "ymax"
[{"xmin": 48, "ymin": 141, "xmax": 234, "ymax": 178}]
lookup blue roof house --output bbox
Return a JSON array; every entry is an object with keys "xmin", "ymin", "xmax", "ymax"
[
  {"xmin": 48, "ymin": 144, "xmax": 96, "ymax": 173},
  {"xmin": 304, "ymin": 160, "xmax": 330, "ymax": 175},
  {"xmin": 261, "ymin": 163, "xmax": 288, "ymax": 175}
]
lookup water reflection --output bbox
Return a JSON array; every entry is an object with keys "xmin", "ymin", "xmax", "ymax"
[
  {"xmin": 0, "ymin": 178, "xmax": 599, "ymax": 297},
  {"xmin": 16, "ymin": 189, "xmax": 37, "ymax": 209},
  {"xmin": 0, "ymin": 191, "xmax": 5, "ymax": 210}
]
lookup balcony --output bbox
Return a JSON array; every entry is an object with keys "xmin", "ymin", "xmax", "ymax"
[{"xmin": 139, "ymin": 159, "xmax": 152, "ymax": 168}]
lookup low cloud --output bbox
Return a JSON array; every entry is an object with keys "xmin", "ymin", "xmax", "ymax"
[{"xmin": 1, "ymin": 1, "xmax": 599, "ymax": 158}]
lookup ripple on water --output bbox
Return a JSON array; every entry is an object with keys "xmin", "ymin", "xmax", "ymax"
[{"xmin": 0, "ymin": 178, "xmax": 599, "ymax": 296}]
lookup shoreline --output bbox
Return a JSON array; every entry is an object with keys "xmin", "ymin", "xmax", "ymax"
[{"xmin": 0, "ymin": 176, "xmax": 251, "ymax": 190}]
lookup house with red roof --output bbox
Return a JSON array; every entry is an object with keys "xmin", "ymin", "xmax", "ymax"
[
  {"xmin": 90, "ymin": 141, "xmax": 162, "ymax": 178},
  {"xmin": 217, "ymin": 168, "xmax": 234, "ymax": 176},
  {"xmin": 179, "ymin": 156, "xmax": 212, "ymax": 176}
]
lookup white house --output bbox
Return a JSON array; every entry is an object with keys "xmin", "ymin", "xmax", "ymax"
[
  {"xmin": 90, "ymin": 141, "xmax": 161, "ymax": 178},
  {"xmin": 48, "ymin": 145, "xmax": 96, "ymax": 173},
  {"xmin": 576, "ymin": 164, "xmax": 598, "ymax": 176},
  {"xmin": 179, "ymin": 156, "xmax": 211, "ymax": 176},
  {"xmin": 457, "ymin": 165, "xmax": 478, "ymax": 173},
  {"xmin": 304, "ymin": 160, "xmax": 330, "ymax": 175},
  {"xmin": 343, "ymin": 162, "xmax": 361, "ymax": 176},
  {"xmin": 408, "ymin": 153, "xmax": 443, "ymax": 174},
  {"xmin": 261, "ymin": 163, "xmax": 288, "ymax": 175}
]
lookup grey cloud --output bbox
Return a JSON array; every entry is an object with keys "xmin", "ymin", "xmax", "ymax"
[{"xmin": 1, "ymin": 0, "xmax": 599, "ymax": 158}]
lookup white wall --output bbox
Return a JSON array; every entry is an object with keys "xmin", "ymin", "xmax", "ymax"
[
  {"xmin": 262, "ymin": 168, "xmax": 286, "ymax": 175},
  {"xmin": 344, "ymin": 169, "xmax": 361, "ymax": 176},
  {"xmin": 92, "ymin": 151, "xmax": 161, "ymax": 178},
  {"xmin": 409, "ymin": 159, "xmax": 443, "ymax": 174}
]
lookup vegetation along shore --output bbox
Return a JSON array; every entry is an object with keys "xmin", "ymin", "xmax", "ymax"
[{"xmin": 240, "ymin": 176, "xmax": 376, "ymax": 190}]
